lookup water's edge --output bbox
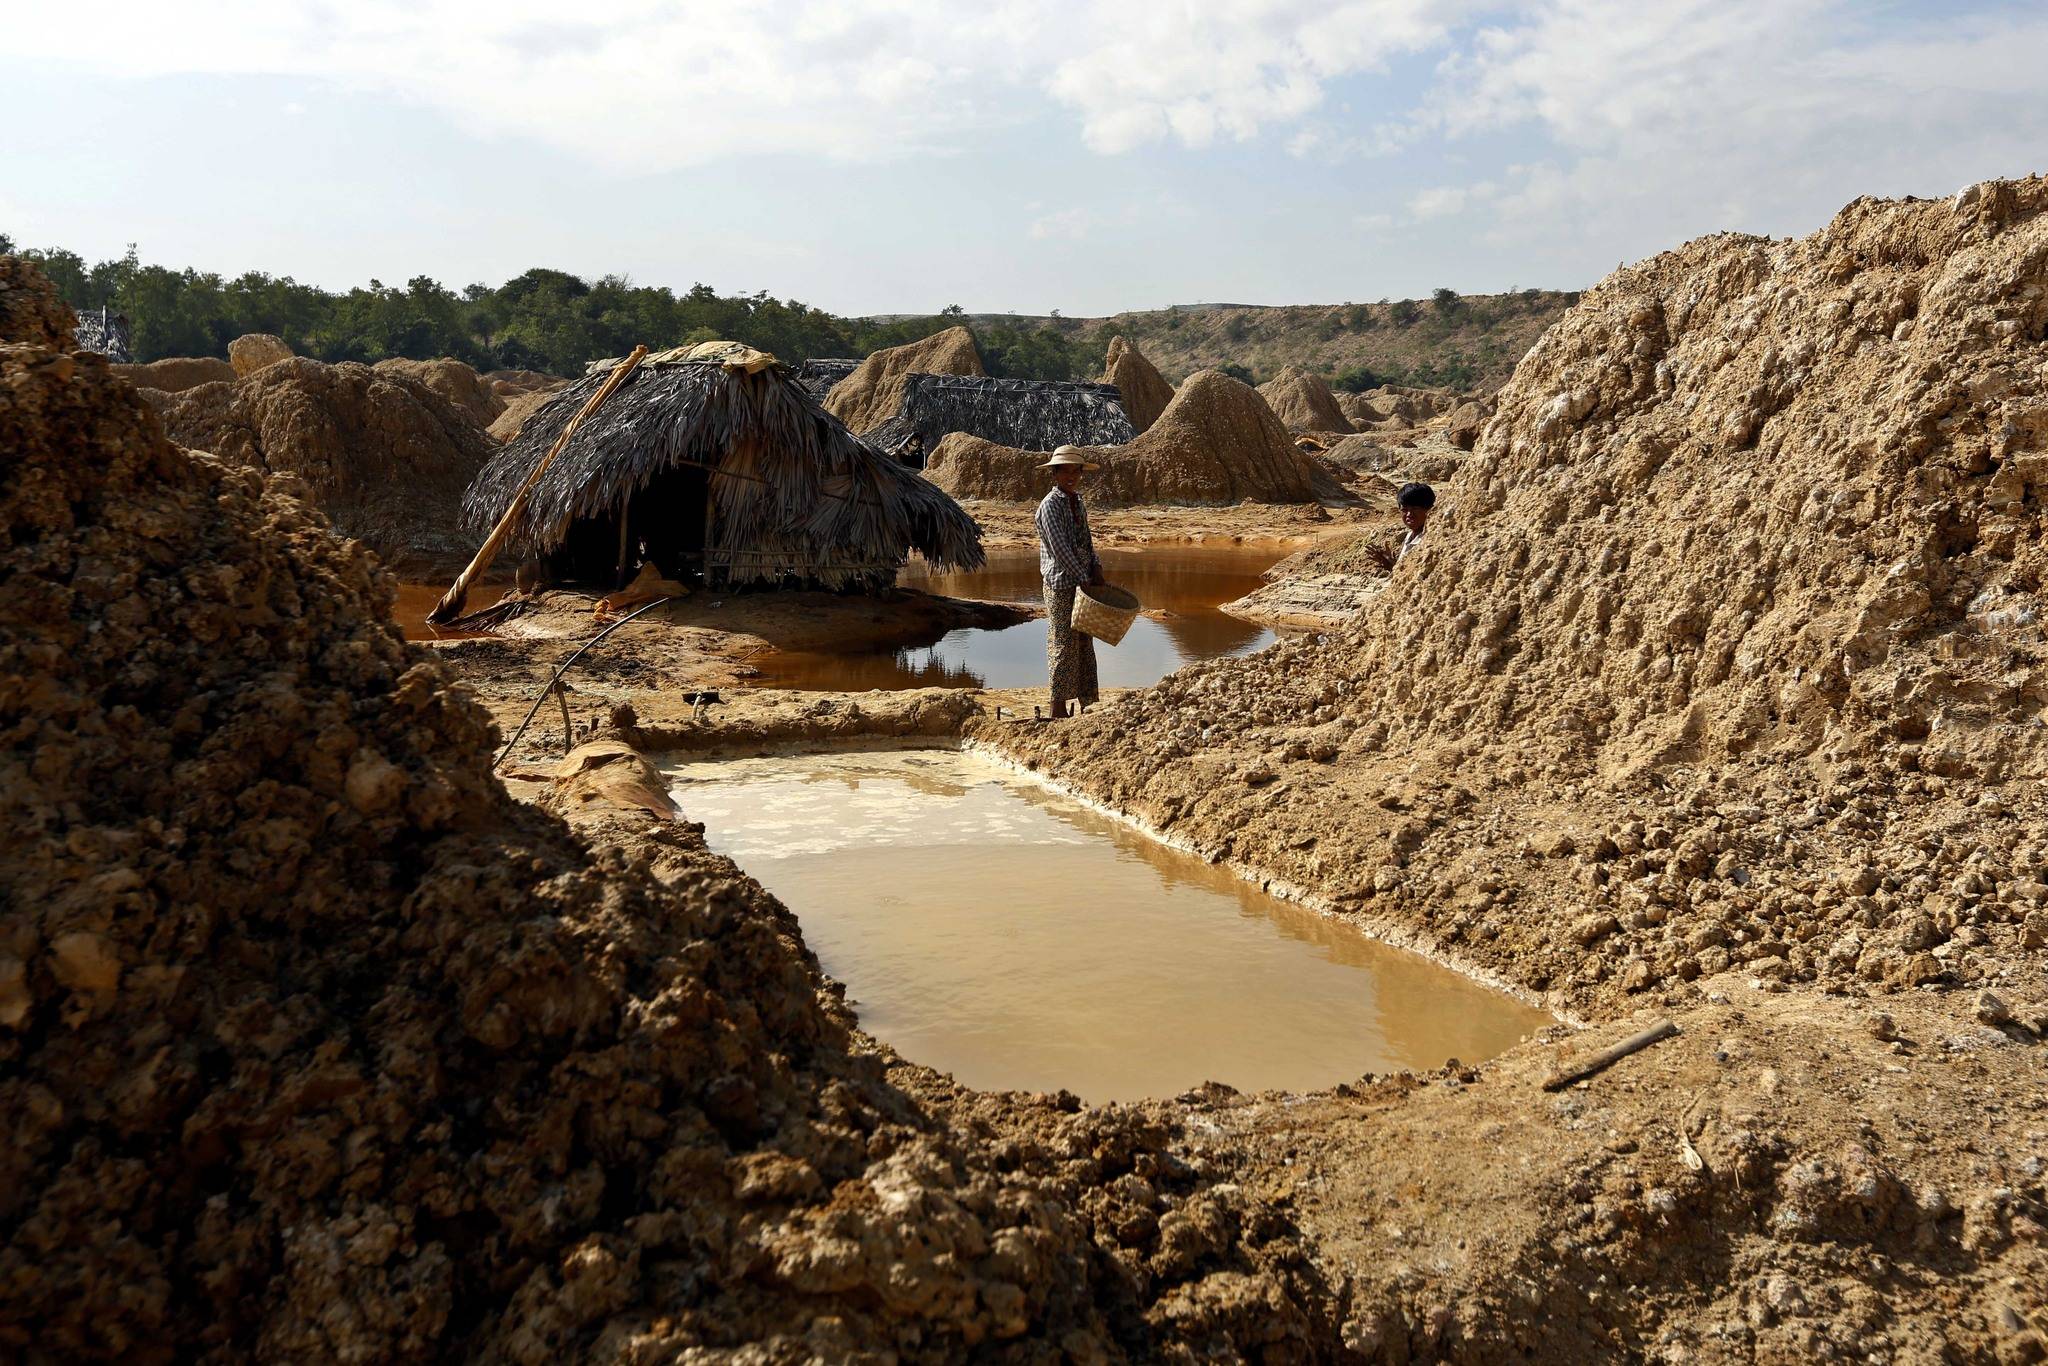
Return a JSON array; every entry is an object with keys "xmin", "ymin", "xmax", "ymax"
[{"xmin": 960, "ymin": 739, "xmax": 1579, "ymax": 1029}]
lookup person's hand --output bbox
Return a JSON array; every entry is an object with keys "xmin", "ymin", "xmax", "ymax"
[{"xmin": 1364, "ymin": 539, "xmax": 1397, "ymax": 572}]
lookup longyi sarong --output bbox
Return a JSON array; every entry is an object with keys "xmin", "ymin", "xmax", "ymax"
[{"xmin": 1044, "ymin": 579, "xmax": 1099, "ymax": 718}]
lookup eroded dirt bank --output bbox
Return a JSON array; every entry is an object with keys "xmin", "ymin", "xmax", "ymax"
[{"xmin": 965, "ymin": 181, "xmax": 2048, "ymax": 1356}]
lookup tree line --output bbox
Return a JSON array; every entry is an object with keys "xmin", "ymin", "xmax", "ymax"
[{"xmin": 2, "ymin": 237, "xmax": 1104, "ymax": 382}]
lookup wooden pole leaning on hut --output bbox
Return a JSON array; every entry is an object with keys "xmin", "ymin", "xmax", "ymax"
[{"xmin": 427, "ymin": 344, "xmax": 650, "ymax": 624}]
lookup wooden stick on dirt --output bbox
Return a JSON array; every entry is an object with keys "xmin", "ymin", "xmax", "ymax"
[
  {"xmin": 427, "ymin": 344, "xmax": 648, "ymax": 624},
  {"xmin": 553, "ymin": 680, "xmax": 574, "ymax": 754},
  {"xmin": 1541, "ymin": 1019, "xmax": 1679, "ymax": 1091}
]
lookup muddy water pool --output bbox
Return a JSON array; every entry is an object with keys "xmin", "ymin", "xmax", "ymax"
[
  {"xmin": 743, "ymin": 547, "xmax": 1279, "ymax": 692},
  {"xmin": 390, "ymin": 581, "xmax": 499, "ymax": 641},
  {"xmin": 665, "ymin": 749, "xmax": 1549, "ymax": 1102}
]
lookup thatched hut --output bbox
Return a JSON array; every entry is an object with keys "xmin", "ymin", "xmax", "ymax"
[
  {"xmin": 461, "ymin": 342, "xmax": 985, "ymax": 593},
  {"xmin": 792, "ymin": 357, "xmax": 860, "ymax": 400},
  {"xmin": 866, "ymin": 374, "xmax": 1138, "ymax": 467}
]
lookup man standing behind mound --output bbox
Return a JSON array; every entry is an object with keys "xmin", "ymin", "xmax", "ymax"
[{"xmin": 1036, "ymin": 446, "xmax": 1104, "ymax": 719}]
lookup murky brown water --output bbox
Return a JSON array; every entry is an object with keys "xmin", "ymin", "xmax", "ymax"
[
  {"xmin": 744, "ymin": 546, "xmax": 1279, "ymax": 692},
  {"xmin": 665, "ymin": 749, "xmax": 1549, "ymax": 1102},
  {"xmin": 391, "ymin": 582, "xmax": 497, "ymax": 641}
]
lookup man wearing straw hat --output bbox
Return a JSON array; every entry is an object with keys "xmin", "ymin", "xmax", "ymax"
[{"xmin": 1035, "ymin": 446, "xmax": 1104, "ymax": 719}]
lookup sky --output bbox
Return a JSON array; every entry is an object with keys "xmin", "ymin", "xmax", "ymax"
[{"xmin": 5, "ymin": 0, "xmax": 2045, "ymax": 317}]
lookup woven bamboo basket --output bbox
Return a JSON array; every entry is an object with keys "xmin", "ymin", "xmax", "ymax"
[{"xmin": 1071, "ymin": 582, "xmax": 1141, "ymax": 645}]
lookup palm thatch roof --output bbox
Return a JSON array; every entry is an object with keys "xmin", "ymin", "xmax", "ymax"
[
  {"xmin": 461, "ymin": 343, "xmax": 984, "ymax": 590},
  {"xmin": 72, "ymin": 306, "xmax": 132, "ymax": 362},
  {"xmin": 866, "ymin": 374, "xmax": 1137, "ymax": 467},
  {"xmin": 792, "ymin": 357, "xmax": 860, "ymax": 400}
]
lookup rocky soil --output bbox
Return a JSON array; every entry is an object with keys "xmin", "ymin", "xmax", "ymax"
[
  {"xmin": 157, "ymin": 356, "xmax": 498, "ymax": 573},
  {"xmin": 1, "ymin": 291, "xmax": 1336, "ymax": 1360},
  {"xmin": 1261, "ymin": 366, "xmax": 1356, "ymax": 435},
  {"xmin": 971, "ymin": 181, "xmax": 2048, "ymax": 1355}
]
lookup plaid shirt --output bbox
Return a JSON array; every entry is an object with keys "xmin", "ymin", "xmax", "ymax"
[{"xmin": 1036, "ymin": 488, "xmax": 1099, "ymax": 588}]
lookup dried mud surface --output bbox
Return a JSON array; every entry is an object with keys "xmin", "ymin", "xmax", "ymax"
[
  {"xmin": 2, "ymin": 321, "xmax": 1331, "ymax": 1360},
  {"xmin": 158, "ymin": 356, "xmax": 498, "ymax": 573}
]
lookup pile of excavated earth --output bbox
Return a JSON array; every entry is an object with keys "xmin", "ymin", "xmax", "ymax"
[
  {"xmin": 825, "ymin": 324, "xmax": 986, "ymax": 434},
  {"xmin": 0, "ymin": 263, "xmax": 1332, "ymax": 1361},
  {"xmin": 993, "ymin": 180, "xmax": 2048, "ymax": 1015},
  {"xmin": 1101, "ymin": 334, "xmax": 1175, "ymax": 433},
  {"xmin": 1260, "ymin": 366, "xmax": 1355, "ymax": 435},
  {"xmin": 154, "ymin": 356, "xmax": 499, "ymax": 571},
  {"xmin": 978, "ymin": 181, "xmax": 2048, "ymax": 1354},
  {"xmin": 926, "ymin": 369, "xmax": 1344, "ymax": 506}
]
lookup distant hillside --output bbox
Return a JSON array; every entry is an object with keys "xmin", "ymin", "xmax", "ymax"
[{"xmin": 897, "ymin": 289, "xmax": 1579, "ymax": 393}]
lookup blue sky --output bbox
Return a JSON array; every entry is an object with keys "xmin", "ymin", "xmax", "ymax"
[{"xmin": 4, "ymin": 1, "xmax": 2044, "ymax": 316}]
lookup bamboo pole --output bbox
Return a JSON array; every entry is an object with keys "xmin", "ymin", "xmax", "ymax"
[{"xmin": 428, "ymin": 345, "xmax": 649, "ymax": 624}]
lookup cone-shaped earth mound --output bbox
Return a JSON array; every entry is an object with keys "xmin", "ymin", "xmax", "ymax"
[
  {"xmin": 926, "ymin": 369, "xmax": 1331, "ymax": 506},
  {"xmin": 1258, "ymin": 366, "xmax": 1354, "ymax": 435},
  {"xmin": 1102, "ymin": 334, "xmax": 1175, "ymax": 433},
  {"xmin": 824, "ymin": 325, "xmax": 985, "ymax": 434}
]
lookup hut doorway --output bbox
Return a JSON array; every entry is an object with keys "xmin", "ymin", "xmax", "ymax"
[{"xmin": 545, "ymin": 466, "xmax": 712, "ymax": 588}]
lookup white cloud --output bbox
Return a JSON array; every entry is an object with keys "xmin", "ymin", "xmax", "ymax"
[
  {"xmin": 1044, "ymin": 1, "xmax": 1479, "ymax": 153},
  {"xmin": 7, "ymin": 0, "xmax": 1479, "ymax": 171},
  {"xmin": 1410, "ymin": 0, "xmax": 2048, "ymax": 250}
]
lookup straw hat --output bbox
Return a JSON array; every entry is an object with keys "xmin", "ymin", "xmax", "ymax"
[{"xmin": 1038, "ymin": 445, "xmax": 1100, "ymax": 471}]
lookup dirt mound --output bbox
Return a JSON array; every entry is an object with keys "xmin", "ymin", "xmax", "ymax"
[
  {"xmin": 1, "ymin": 255, "xmax": 75, "ymax": 349},
  {"xmin": 927, "ymin": 369, "xmax": 1331, "ymax": 506},
  {"xmin": 1339, "ymin": 383, "xmax": 1466, "ymax": 430},
  {"xmin": 485, "ymin": 368, "xmax": 560, "ymax": 393},
  {"xmin": 487, "ymin": 384, "xmax": 566, "ymax": 442},
  {"xmin": 1101, "ymin": 334, "xmax": 1174, "ymax": 433},
  {"xmin": 228, "ymin": 332, "xmax": 293, "ymax": 376},
  {"xmin": 824, "ymin": 325, "xmax": 984, "ymax": 434},
  {"xmin": 1443, "ymin": 398, "xmax": 1490, "ymax": 449},
  {"xmin": 987, "ymin": 178, "xmax": 2048, "ymax": 1015},
  {"xmin": 157, "ymin": 356, "xmax": 497, "ymax": 571},
  {"xmin": 0, "ymin": 272, "xmax": 1325, "ymax": 1360},
  {"xmin": 372, "ymin": 356, "xmax": 505, "ymax": 427},
  {"xmin": 1258, "ymin": 366, "xmax": 1353, "ymax": 434},
  {"xmin": 111, "ymin": 355, "xmax": 235, "ymax": 392}
]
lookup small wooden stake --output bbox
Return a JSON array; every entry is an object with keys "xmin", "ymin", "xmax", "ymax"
[
  {"xmin": 554, "ymin": 680, "xmax": 573, "ymax": 754},
  {"xmin": 1542, "ymin": 1019, "xmax": 1678, "ymax": 1091}
]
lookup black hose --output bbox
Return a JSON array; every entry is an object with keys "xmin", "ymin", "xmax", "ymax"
[{"xmin": 492, "ymin": 596, "xmax": 672, "ymax": 770}]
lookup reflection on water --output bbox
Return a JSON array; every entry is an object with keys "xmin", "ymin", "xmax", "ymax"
[
  {"xmin": 390, "ymin": 582, "xmax": 497, "ymax": 642},
  {"xmin": 746, "ymin": 547, "xmax": 1279, "ymax": 692},
  {"xmin": 666, "ymin": 749, "xmax": 1549, "ymax": 1102}
]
